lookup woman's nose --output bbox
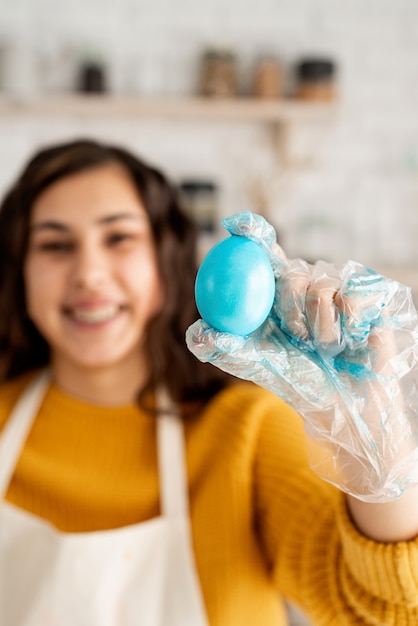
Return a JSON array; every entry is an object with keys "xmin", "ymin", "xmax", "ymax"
[{"xmin": 72, "ymin": 245, "xmax": 109, "ymax": 290}]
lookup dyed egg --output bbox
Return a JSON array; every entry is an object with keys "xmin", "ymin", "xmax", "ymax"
[{"xmin": 195, "ymin": 235, "xmax": 275, "ymax": 336}]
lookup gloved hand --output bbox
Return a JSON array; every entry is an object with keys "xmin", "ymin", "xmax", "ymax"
[{"xmin": 186, "ymin": 211, "xmax": 418, "ymax": 502}]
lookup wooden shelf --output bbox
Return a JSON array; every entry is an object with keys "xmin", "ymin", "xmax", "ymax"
[
  {"xmin": 0, "ymin": 95, "xmax": 336, "ymax": 168},
  {"xmin": 0, "ymin": 95, "xmax": 335, "ymax": 123}
]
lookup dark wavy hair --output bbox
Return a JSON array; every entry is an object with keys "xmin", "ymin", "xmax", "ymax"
[{"xmin": 0, "ymin": 138, "xmax": 231, "ymax": 410}]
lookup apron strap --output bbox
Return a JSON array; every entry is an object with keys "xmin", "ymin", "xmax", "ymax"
[
  {"xmin": 0, "ymin": 370, "xmax": 51, "ymax": 498},
  {"xmin": 0, "ymin": 373, "xmax": 189, "ymax": 519},
  {"xmin": 156, "ymin": 388, "xmax": 189, "ymax": 518}
]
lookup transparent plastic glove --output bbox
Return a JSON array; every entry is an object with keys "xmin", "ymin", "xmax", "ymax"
[{"xmin": 186, "ymin": 211, "xmax": 418, "ymax": 502}]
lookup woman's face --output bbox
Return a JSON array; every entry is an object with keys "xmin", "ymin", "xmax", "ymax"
[{"xmin": 24, "ymin": 163, "xmax": 163, "ymax": 377}]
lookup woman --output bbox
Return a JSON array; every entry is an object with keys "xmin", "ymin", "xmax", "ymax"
[{"xmin": 0, "ymin": 138, "xmax": 418, "ymax": 625}]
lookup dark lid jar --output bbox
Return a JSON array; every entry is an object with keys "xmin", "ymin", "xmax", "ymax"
[{"xmin": 295, "ymin": 57, "xmax": 336, "ymax": 101}]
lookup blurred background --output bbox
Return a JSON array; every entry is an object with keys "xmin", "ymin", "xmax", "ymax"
[{"xmin": 0, "ymin": 0, "xmax": 418, "ymax": 300}]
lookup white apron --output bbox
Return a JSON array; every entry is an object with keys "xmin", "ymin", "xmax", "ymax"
[{"xmin": 0, "ymin": 371, "xmax": 208, "ymax": 626}]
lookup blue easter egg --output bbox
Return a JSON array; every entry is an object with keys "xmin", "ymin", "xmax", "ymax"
[{"xmin": 195, "ymin": 235, "xmax": 275, "ymax": 336}]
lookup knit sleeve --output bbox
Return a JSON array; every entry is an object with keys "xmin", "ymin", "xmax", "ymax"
[
  {"xmin": 253, "ymin": 396, "xmax": 418, "ymax": 625},
  {"xmin": 336, "ymin": 493, "xmax": 418, "ymax": 622}
]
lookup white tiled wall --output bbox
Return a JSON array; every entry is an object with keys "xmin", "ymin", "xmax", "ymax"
[{"xmin": 1, "ymin": 0, "xmax": 418, "ymax": 280}]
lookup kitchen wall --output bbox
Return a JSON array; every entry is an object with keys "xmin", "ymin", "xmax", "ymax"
[{"xmin": 1, "ymin": 0, "xmax": 418, "ymax": 282}]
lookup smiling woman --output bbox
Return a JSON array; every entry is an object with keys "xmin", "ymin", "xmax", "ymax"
[{"xmin": 0, "ymin": 140, "xmax": 227, "ymax": 408}]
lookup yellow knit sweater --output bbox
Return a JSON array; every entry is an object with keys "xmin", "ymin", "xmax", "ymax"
[{"xmin": 1, "ymin": 371, "xmax": 418, "ymax": 625}]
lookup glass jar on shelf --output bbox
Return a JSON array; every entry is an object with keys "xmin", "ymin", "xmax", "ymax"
[
  {"xmin": 252, "ymin": 55, "xmax": 283, "ymax": 99},
  {"xmin": 178, "ymin": 179, "xmax": 219, "ymax": 235},
  {"xmin": 295, "ymin": 57, "xmax": 337, "ymax": 101},
  {"xmin": 200, "ymin": 49, "xmax": 238, "ymax": 98}
]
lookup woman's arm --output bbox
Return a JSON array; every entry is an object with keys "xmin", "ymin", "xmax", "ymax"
[
  {"xmin": 252, "ymin": 398, "xmax": 418, "ymax": 624},
  {"xmin": 348, "ymin": 490, "xmax": 418, "ymax": 543}
]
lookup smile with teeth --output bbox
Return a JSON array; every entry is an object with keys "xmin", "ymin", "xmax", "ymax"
[{"xmin": 68, "ymin": 305, "xmax": 121, "ymax": 324}]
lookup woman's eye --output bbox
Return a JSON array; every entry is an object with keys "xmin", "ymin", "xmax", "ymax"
[
  {"xmin": 38, "ymin": 241, "xmax": 73, "ymax": 253},
  {"xmin": 107, "ymin": 233, "xmax": 134, "ymax": 246}
]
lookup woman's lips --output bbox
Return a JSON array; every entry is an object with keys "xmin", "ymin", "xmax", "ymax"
[{"xmin": 64, "ymin": 304, "xmax": 122, "ymax": 325}]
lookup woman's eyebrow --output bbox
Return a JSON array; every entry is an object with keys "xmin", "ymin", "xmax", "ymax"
[
  {"xmin": 30, "ymin": 212, "xmax": 146, "ymax": 232},
  {"xmin": 98, "ymin": 212, "xmax": 145, "ymax": 225},
  {"xmin": 30, "ymin": 221, "xmax": 69, "ymax": 233}
]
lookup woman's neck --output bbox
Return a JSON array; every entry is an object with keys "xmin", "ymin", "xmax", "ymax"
[{"xmin": 51, "ymin": 357, "xmax": 148, "ymax": 406}]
